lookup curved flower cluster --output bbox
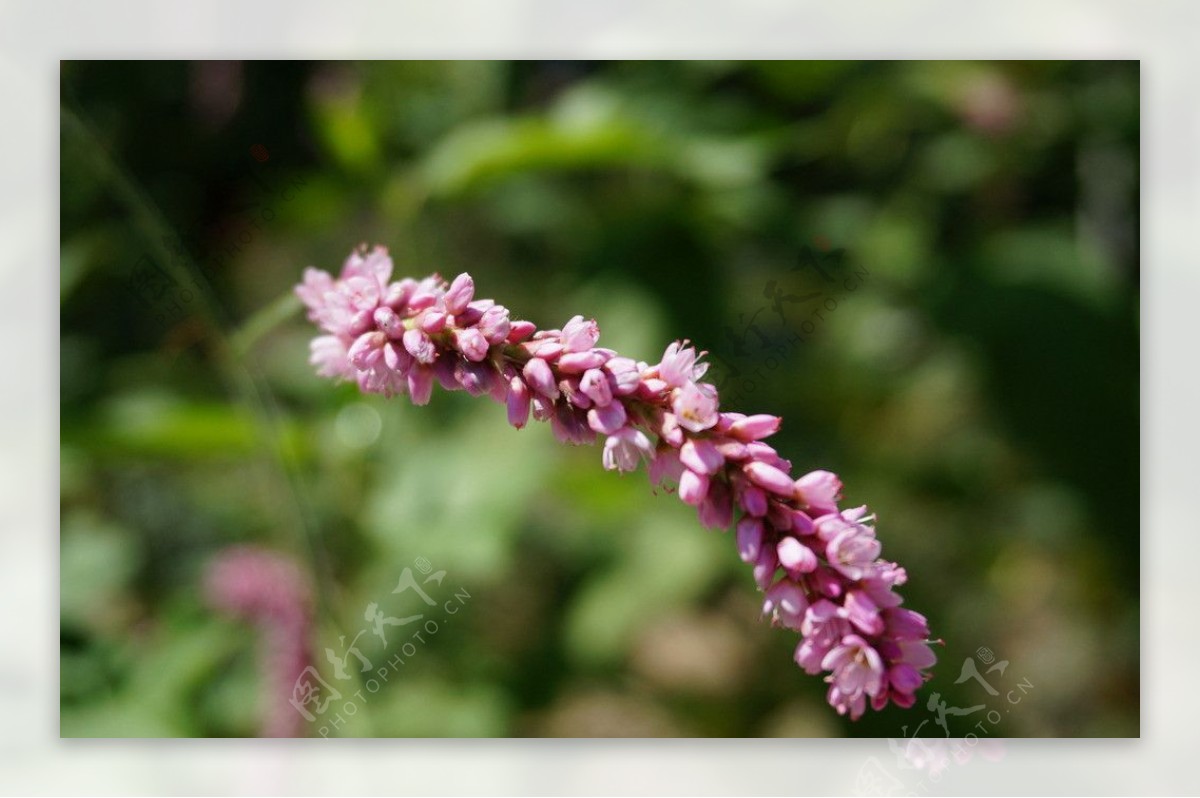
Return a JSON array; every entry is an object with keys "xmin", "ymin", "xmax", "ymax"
[
  {"xmin": 296, "ymin": 245, "xmax": 937, "ymax": 719},
  {"xmin": 205, "ymin": 546, "xmax": 313, "ymax": 737}
]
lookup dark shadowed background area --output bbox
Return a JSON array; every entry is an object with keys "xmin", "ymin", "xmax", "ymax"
[{"xmin": 59, "ymin": 60, "xmax": 1139, "ymax": 738}]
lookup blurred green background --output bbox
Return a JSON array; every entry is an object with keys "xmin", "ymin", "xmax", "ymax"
[{"xmin": 59, "ymin": 61, "xmax": 1139, "ymax": 738}]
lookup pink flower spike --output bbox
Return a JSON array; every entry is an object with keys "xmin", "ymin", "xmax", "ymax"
[
  {"xmin": 444, "ymin": 272, "xmax": 475, "ymax": 315},
  {"xmin": 744, "ymin": 460, "xmax": 794, "ymax": 497},
  {"xmin": 678, "ymin": 469, "xmax": 710, "ymax": 506},
  {"xmin": 296, "ymin": 249, "xmax": 938, "ymax": 722}
]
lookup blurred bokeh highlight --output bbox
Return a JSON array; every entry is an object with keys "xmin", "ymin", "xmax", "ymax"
[{"xmin": 60, "ymin": 60, "xmax": 1138, "ymax": 737}]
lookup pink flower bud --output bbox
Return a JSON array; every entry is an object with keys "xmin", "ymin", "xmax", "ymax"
[
  {"xmin": 348, "ymin": 331, "xmax": 387, "ymax": 370},
  {"xmin": 408, "ymin": 290, "xmax": 439, "ymax": 312},
  {"xmin": 525, "ymin": 339, "xmax": 564, "ymax": 360},
  {"xmin": 678, "ymin": 469, "xmax": 710, "ymax": 506},
  {"xmin": 888, "ymin": 663, "xmax": 924, "ymax": 695},
  {"xmin": 744, "ymin": 460, "xmax": 794, "ymax": 496},
  {"xmin": 777, "ymin": 537, "xmax": 818, "ymax": 574},
  {"xmin": 522, "ymin": 357, "xmax": 559, "ymax": 400},
  {"xmin": 729, "ymin": 414, "xmax": 781, "ymax": 441},
  {"xmin": 384, "ymin": 278, "xmax": 417, "ymax": 309},
  {"xmin": 795, "ymin": 469, "xmax": 842, "ymax": 514},
  {"xmin": 587, "ymin": 401, "xmax": 627, "ymax": 435},
  {"xmin": 455, "ymin": 359, "xmax": 495, "ymax": 396},
  {"xmin": 842, "ymin": 590, "xmax": 884, "ymax": 635},
  {"xmin": 444, "ymin": 272, "xmax": 475, "ymax": 315},
  {"xmin": 648, "ymin": 446, "xmax": 683, "ymax": 485},
  {"xmin": 373, "ymin": 306, "xmax": 404, "ymax": 338},
  {"xmin": 657, "ymin": 411, "xmax": 684, "ymax": 447},
  {"xmin": 698, "ymin": 479, "xmax": 733, "ymax": 529},
  {"xmin": 713, "ymin": 438, "xmax": 749, "ymax": 460},
  {"xmin": 604, "ymin": 357, "xmax": 642, "ymax": 396},
  {"xmin": 402, "ymin": 327, "xmax": 437, "ymax": 364},
  {"xmin": 752, "ymin": 544, "xmax": 779, "ymax": 590},
  {"xmin": 478, "ymin": 305, "xmax": 511, "ymax": 344},
  {"xmin": 507, "ymin": 320, "xmax": 537, "ymax": 343},
  {"xmin": 383, "ymin": 341, "xmax": 412, "ymax": 373},
  {"xmin": 680, "ymin": 438, "xmax": 724, "ymax": 476},
  {"xmin": 579, "ymin": 368, "xmax": 613, "ymax": 406},
  {"xmin": 740, "ymin": 485, "xmax": 768, "ymax": 517},
  {"xmin": 561, "ymin": 315, "xmax": 600, "ymax": 352},
  {"xmin": 454, "ymin": 327, "xmax": 490, "ymax": 362},
  {"xmin": 420, "ymin": 310, "xmax": 449, "ymax": 334},
  {"xmin": 736, "ymin": 517, "xmax": 764, "ymax": 563},
  {"xmin": 558, "ymin": 349, "xmax": 609, "ymax": 374},
  {"xmin": 407, "ymin": 366, "xmax": 434, "ymax": 405}
]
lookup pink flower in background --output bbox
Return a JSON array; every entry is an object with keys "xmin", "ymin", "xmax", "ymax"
[
  {"xmin": 294, "ymin": 245, "xmax": 938, "ymax": 719},
  {"xmin": 205, "ymin": 546, "xmax": 313, "ymax": 737}
]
